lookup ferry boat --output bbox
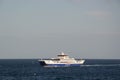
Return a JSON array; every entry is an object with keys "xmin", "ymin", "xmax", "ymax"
[{"xmin": 38, "ymin": 52, "xmax": 85, "ymax": 67}]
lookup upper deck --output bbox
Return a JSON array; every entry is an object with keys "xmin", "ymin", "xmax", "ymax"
[{"xmin": 57, "ymin": 52, "xmax": 69, "ymax": 59}]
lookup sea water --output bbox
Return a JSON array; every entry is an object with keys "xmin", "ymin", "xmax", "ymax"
[{"xmin": 0, "ymin": 59, "xmax": 120, "ymax": 80}]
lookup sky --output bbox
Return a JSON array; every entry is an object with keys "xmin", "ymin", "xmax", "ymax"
[{"xmin": 0, "ymin": 0, "xmax": 120, "ymax": 59}]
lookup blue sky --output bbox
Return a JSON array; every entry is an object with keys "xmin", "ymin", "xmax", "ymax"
[{"xmin": 0, "ymin": 0, "xmax": 120, "ymax": 59}]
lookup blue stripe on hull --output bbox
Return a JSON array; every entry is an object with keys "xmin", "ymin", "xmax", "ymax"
[{"xmin": 44, "ymin": 64, "xmax": 81, "ymax": 67}]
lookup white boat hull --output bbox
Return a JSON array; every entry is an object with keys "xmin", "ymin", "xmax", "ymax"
[
  {"xmin": 38, "ymin": 52, "xmax": 85, "ymax": 67},
  {"xmin": 38, "ymin": 59, "xmax": 85, "ymax": 67}
]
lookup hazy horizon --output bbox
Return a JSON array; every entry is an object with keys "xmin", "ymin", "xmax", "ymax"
[{"xmin": 0, "ymin": 0, "xmax": 120, "ymax": 59}]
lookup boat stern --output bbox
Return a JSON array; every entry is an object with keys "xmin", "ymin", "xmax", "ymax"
[{"xmin": 38, "ymin": 60, "xmax": 47, "ymax": 66}]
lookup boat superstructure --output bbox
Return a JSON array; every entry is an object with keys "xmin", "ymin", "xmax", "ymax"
[{"xmin": 38, "ymin": 52, "xmax": 85, "ymax": 67}]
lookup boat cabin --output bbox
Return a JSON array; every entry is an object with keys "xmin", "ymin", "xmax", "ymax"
[{"xmin": 57, "ymin": 52, "xmax": 69, "ymax": 59}]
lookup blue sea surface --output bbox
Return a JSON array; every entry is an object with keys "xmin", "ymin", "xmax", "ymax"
[{"xmin": 0, "ymin": 59, "xmax": 120, "ymax": 80}]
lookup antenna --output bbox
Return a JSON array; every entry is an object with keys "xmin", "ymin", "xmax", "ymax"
[{"xmin": 61, "ymin": 52, "xmax": 65, "ymax": 55}]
